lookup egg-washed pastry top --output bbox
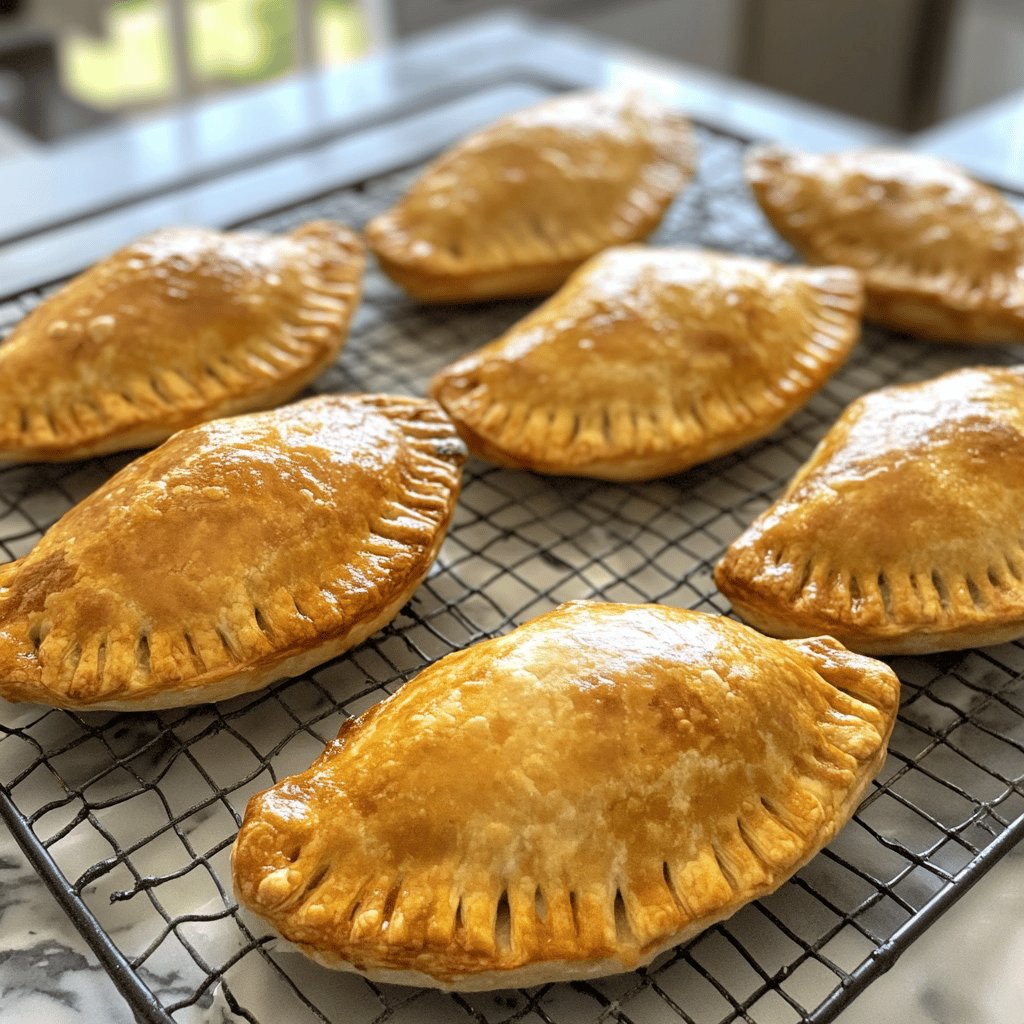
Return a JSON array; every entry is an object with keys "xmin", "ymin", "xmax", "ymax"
[
  {"xmin": 365, "ymin": 90, "xmax": 694, "ymax": 302},
  {"xmin": 232, "ymin": 600, "xmax": 898, "ymax": 990},
  {"xmin": 0, "ymin": 394, "xmax": 465, "ymax": 711},
  {"xmin": 0, "ymin": 221, "xmax": 364, "ymax": 463},
  {"xmin": 430, "ymin": 246, "xmax": 863, "ymax": 480},
  {"xmin": 717, "ymin": 366, "xmax": 1024, "ymax": 654},
  {"xmin": 747, "ymin": 145, "xmax": 1024, "ymax": 344}
]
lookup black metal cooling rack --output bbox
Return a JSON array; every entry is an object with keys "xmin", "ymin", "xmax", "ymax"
[{"xmin": 2, "ymin": 124, "xmax": 1024, "ymax": 1024}]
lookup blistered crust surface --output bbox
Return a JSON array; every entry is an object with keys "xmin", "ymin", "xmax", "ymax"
[
  {"xmin": 0, "ymin": 394, "xmax": 466, "ymax": 708},
  {"xmin": 430, "ymin": 246, "xmax": 863, "ymax": 479},
  {"xmin": 747, "ymin": 146, "xmax": 1024, "ymax": 343},
  {"xmin": 365, "ymin": 90, "xmax": 694, "ymax": 302},
  {"xmin": 0, "ymin": 221, "xmax": 364, "ymax": 461},
  {"xmin": 232, "ymin": 601, "xmax": 898, "ymax": 988},
  {"xmin": 717, "ymin": 366, "xmax": 1024, "ymax": 653}
]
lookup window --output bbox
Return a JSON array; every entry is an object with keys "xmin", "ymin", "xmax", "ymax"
[{"xmin": 60, "ymin": 0, "xmax": 370, "ymax": 113}]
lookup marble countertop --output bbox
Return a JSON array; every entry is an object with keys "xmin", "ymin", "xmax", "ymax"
[{"xmin": 2, "ymin": 829, "xmax": 1022, "ymax": 1023}]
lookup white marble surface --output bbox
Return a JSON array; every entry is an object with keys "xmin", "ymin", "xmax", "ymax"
[
  {"xmin": 1, "ymin": 823, "xmax": 1022, "ymax": 1024},
  {"xmin": 0, "ymin": 834, "xmax": 136, "ymax": 1023}
]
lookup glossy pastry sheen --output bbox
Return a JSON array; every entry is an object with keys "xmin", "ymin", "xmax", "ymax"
[
  {"xmin": 717, "ymin": 366, "xmax": 1024, "ymax": 653},
  {"xmin": 747, "ymin": 145, "xmax": 1024, "ymax": 343},
  {"xmin": 232, "ymin": 601, "xmax": 898, "ymax": 990},
  {"xmin": 0, "ymin": 394, "xmax": 465, "ymax": 710},
  {"xmin": 0, "ymin": 222, "xmax": 364, "ymax": 463},
  {"xmin": 430, "ymin": 246, "xmax": 863, "ymax": 480},
  {"xmin": 365, "ymin": 91, "xmax": 694, "ymax": 302}
]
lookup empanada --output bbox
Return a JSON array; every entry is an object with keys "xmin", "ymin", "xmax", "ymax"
[
  {"xmin": 0, "ymin": 222, "xmax": 363, "ymax": 463},
  {"xmin": 747, "ymin": 145, "xmax": 1024, "ymax": 343},
  {"xmin": 232, "ymin": 600, "xmax": 898, "ymax": 990},
  {"xmin": 429, "ymin": 246, "xmax": 863, "ymax": 480},
  {"xmin": 716, "ymin": 366, "xmax": 1024, "ymax": 654},
  {"xmin": 365, "ymin": 91, "xmax": 694, "ymax": 302},
  {"xmin": 0, "ymin": 394, "xmax": 465, "ymax": 710}
]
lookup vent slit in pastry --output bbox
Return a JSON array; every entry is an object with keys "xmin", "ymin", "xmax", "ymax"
[
  {"xmin": 930, "ymin": 570, "xmax": 950, "ymax": 612},
  {"xmin": 709, "ymin": 839, "xmax": 740, "ymax": 892},
  {"xmin": 182, "ymin": 630, "xmax": 200, "ymax": 665},
  {"xmin": 95, "ymin": 637, "xmax": 108, "ymax": 681},
  {"xmin": 62, "ymin": 642, "xmax": 83, "ymax": 684},
  {"xmin": 201, "ymin": 364, "xmax": 227, "ymax": 390},
  {"xmin": 253, "ymin": 606, "xmax": 274, "ymax": 640},
  {"xmin": 431, "ymin": 247, "xmax": 862, "ymax": 481},
  {"xmin": 347, "ymin": 885, "xmax": 367, "ymax": 926},
  {"xmin": 214, "ymin": 625, "xmax": 236, "ymax": 659},
  {"xmin": 612, "ymin": 889, "xmax": 634, "ymax": 946},
  {"xmin": 232, "ymin": 601, "xmax": 896, "ymax": 989},
  {"xmin": 136, "ymin": 633, "xmax": 151, "ymax": 675},
  {"xmin": 494, "ymin": 891, "xmax": 513, "ymax": 954},
  {"xmin": 736, "ymin": 815, "xmax": 777, "ymax": 871},
  {"xmin": 567, "ymin": 891, "xmax": 580, "ymax": 937},
  {"xmin": 290, "ymin": 594, "xmax": 314, "ymax": 623},
  {"xmin": 28, "ymin": 620, "xmax": 44, "ymax": 651},
  {"xmin": 717, "ymin": 367, "xmax": 1024, "ymax": 652},
  {"xmin": 534, "ymin": 886, "xmax": 548, "ymax": 924},
  {"xmin": 877, "ymin": 571, "xmax": 894, "ymax": 618},
  {"xmin": 1007, "ymin": 556, "xmax": 1024, "ymax": 583},
  {"xmin": 149, "ymin": 375, "xmax": 173, "ymax": 405},
  {"xmin": 304, "ymin": 866, "xmax": 330, "ymax": 904},
  {"xmin": 661, "ymin": 861, "xmax": 684, "ymax": 914}
]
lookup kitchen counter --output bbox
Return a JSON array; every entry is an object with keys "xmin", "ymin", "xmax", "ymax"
[
  {"xmin": 1, "ymin": 12, "xmax": 1022, "ymax": 1024},
  {"xmin": 3, "ymin": 827, "xmax": 1022, "ymax": 1023}
]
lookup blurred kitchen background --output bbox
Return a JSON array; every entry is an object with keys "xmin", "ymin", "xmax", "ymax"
[{"xmin": 1, "ymin": 0, "xmax": 1024, "ymax": 153}]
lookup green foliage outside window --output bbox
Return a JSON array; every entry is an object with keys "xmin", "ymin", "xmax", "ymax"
[{"xmin": 62, "ymin": 0, "xmax": 367, "ymax": 111}]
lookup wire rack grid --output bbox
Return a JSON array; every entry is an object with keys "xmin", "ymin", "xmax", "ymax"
[{"xmin": 1, "ymin": 124, "xmax": 1024, "ymax": 1024}]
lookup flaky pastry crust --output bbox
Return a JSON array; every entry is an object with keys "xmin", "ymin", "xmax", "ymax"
[
  {"xmin": 0, "ymin": 222, "xmax": 364, "ymax": 463},
  {"xmin": 365, "ymin": 91, "xmax": 694, "ymax": 302},
  {"xmin": 429, "ymin": 246, "xmax": 863, "ymax": 480},
  {"xmin": 716, "ymin": 366, "xmax": 1024, "ymax": 654},
  {"xmin": 232, "ymin": 601, "xmax": 898, "ymax": 990},
  {"xmin": 747, "ymin": 145, "xmax": 1024, "ymax": 344},
  {"xmin": 0, "ymin": 394, "xmax": 465, "ymax": 710}
]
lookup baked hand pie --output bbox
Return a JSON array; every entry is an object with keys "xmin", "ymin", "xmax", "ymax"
[
  {"xmin": 0, "ymin": 221, "xmax": 364, "ymax": 463},
  {"xmin": 429, "ymin": 246, "xmax": 863, "ymax": 480},
  {"xmin": 232, "ymin": 600, "xmax": 898, "ymax": 990},
  {"xmin": 0, "ymin": 394, "xmax": 465, "ymax": 711},
  {"xmin": 716, "ymin": 366, "xmax": 1024, "ymax": 654},
  {"xmin": 365, "ymin": 90, "xmax": 694, "ymax": 302},
  {"xmin": 747, "ymin": 145, "xmax": 1024, "ymax": 344}
]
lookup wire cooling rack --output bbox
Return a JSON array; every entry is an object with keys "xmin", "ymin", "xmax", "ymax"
[{"xmin": 2, "ymin": 124, "xmax": 1024, "ymax": 1024}]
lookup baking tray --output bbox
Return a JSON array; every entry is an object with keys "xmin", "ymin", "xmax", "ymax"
[{"xmin": 2, "ymin": 123, "xmax": 1024, "ymax": 1024}]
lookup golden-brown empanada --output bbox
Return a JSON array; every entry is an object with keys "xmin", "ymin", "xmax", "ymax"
[
  {"xmin": 429, "ymin": 246, "xmax": 863, "ymax": 480},
  {"xmin": 747, "ymin": 145, "xmax": 1024, "ymax": 343},
  {"xmin": 365, "ymin": 91, "xmax": 694, "ymax": 302},
  {"xmin": 0, "ymin": 394, "xmax": 465, "ymax": 711},
  {"xmin": 0, "ymin": 222, "xmax": 364, "ymax": 463},
  {"xmin": 716, "ymin": 366, "xmax": 1024, "ymax": 654},
  {"xmin": 232, "ymin": 600, "xmax": 897, "ymax": 990}
]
